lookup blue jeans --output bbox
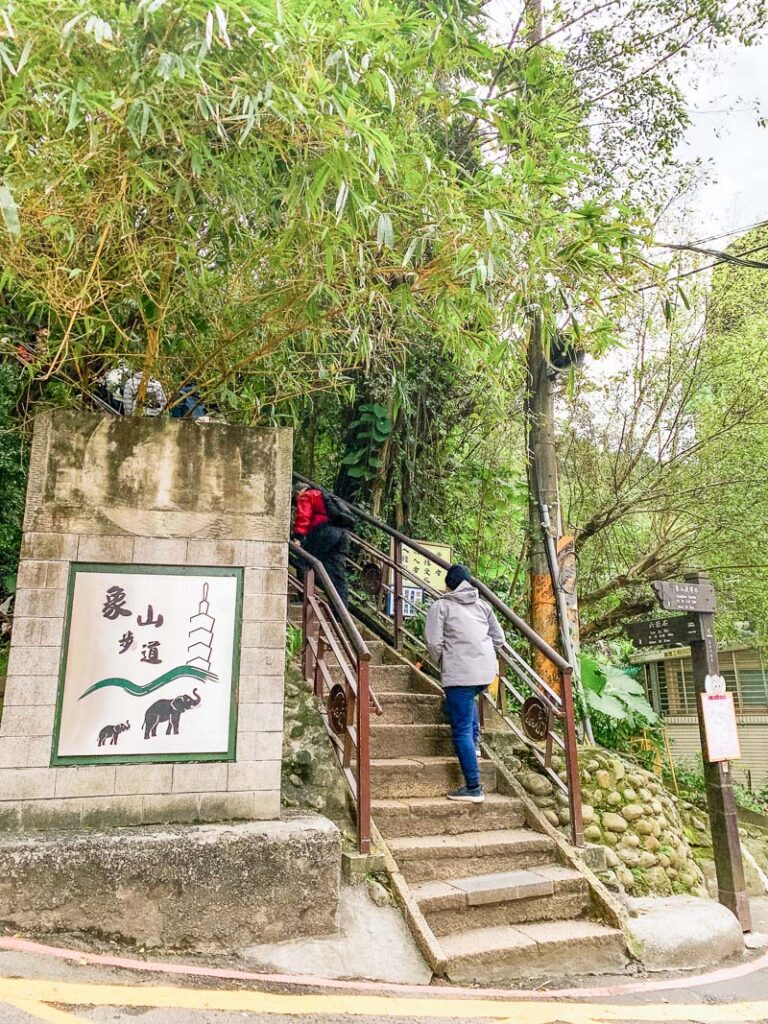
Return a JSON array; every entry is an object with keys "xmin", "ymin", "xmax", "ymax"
[{"xmin": 443, "ymin": 685, "xmax": 486, "ymax": 789}]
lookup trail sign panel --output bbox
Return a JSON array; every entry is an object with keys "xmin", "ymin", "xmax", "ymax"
[
  {"xmin": 388, "ymin": 541, "xmax": 452, "ymax": 618},
  {"xmin": 400, "ymin": 542, "xmax": 453, "ymax": 593},
  {"xmin": 53, "ymin": 564, "xmax": 242, "ymax": 765},
  {"xmin": 701, "ymin": 692, "xmax": 741, "ymax": 763},
  {"xmin": 651, "ymin": 579, "xmax": 716, "ymax": 613},
  {"xmin": 625, "ymin": 615, "xmax": 698, "ymax": 649}
]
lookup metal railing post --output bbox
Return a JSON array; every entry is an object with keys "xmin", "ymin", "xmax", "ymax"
[
  {"xmin": 356, "ymin": 656, "xmax": 372, "ymax": 854},
  {"xmin": 393, "ymin": 538, "xmax": 403, "ymax": 651},
  {"xmin": 561, "ymin": 667, "xmax": 584, "ymax": 847},
  {"xmin": 303, "ymin": 567, "xmax": 316, "ymax": 686}
]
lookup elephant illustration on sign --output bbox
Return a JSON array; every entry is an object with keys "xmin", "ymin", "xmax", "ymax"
[
  {"xmin": 143, "ymin": 689, "xmax": 202, "ymax": 739},
  {"xmin": 97, "ymin": 721, "xmax": 130, "ymax": 747}
]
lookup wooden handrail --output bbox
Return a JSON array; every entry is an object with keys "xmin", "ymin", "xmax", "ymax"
[
  {"xmin": 292, "ymin": 472, "xmax": 570, "ymax": 671},
  {"xmin": 293, "ymin": 471, "xmax": 584, "ymax": 848},
  {"xmin": 289, "ymin": 546, "xmax": 375, "ymax": 853}
]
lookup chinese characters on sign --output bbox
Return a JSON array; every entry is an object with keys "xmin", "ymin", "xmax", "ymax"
[
  {"xmin": 651, "ymin": 580, "xmax": 716, "ymax": 613},
  {"xmin": 53, "ymin": 566, "xmax": 242, "ymax": 764},
  {"xmin": 387, "ymin": 542, "xmax": 453, "ymax": 618},
  {"xmin": 624, "ymin": 615, "xmax": 699, "ymax": 649}
]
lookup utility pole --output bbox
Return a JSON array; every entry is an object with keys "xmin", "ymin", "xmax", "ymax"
[
  {"xmin": 527, "ymin": 327, "xmax": 562, "ymax": 694},
  {"xmin": 524, "ymin": 0, "xmax": 561, "ymax": 692}
]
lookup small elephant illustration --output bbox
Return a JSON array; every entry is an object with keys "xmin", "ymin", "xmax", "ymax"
[
  {"xmin": 97, "ymin": 721, "xmax": 130, "ymax": 747},
  {"xmin": 143, "ymin": 689, "xmax": 201, "ymax": 739}
]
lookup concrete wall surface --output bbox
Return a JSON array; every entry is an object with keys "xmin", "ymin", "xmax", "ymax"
[
  {"xmin": 0, "ymin": 411, "xmax": 293, "ymax": 829},
  {"xmin": 0, "ymin": 817, "xmax": 339, "ymax": 949}
]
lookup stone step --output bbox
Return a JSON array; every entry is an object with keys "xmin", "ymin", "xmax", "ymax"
[
  {"xmin": 337, "ymin": 641, "xmax": 389, "ymax": 667},
  {"xmin": 441, "ymin": 918, "xmax": 627, "ymax": 984},
  {"xmin": 370, "ymin": 724, "xmax": 455, "ymax": 759},
  {"xmin": 372, "ymin": 793, "xmax": 525, "ymax": 838},
  {"xmin": 387, "ymin": 828, "xmax": 554, "ymax": 884},
  {"xmin": 330, "ymin": 664, "xmax": 415, "ymax": 692},
  {"xmin": 377, "ymin": 692, "xmax": 445, "ymax": 725},
  {"xmin": 412, "ymin": 864, "xmax": 590, "ymax": 935},
  {"xmin": 371, "ymin": 756, "xmax": 497, "ymax": 800}
]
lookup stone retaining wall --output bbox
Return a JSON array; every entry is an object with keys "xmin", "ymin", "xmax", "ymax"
[{"xmin": 491, "ymin": 737, "xmax": 705, "ymax": 896}]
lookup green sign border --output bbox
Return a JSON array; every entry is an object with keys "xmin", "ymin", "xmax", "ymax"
[{"xmin": 50, "ymin": 563, "xmax": 244, "ymax": 767}]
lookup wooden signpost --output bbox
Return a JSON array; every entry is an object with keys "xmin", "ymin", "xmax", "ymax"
[
  {"xmin": 624, "ymin": 615, "xmax": 699, "ymax": 650},
  {"xmin": 649, "ymin": 573, "xmax": 751, "ymax": 931}
]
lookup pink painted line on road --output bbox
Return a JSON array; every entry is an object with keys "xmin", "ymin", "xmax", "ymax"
[{"xmin": 1, "ymin": 934, "xmax": 767, "ymax": 1002}]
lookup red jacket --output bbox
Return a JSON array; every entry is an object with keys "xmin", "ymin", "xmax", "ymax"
[{"xmin": 293, "ymin": 489, "xmax": 329, "ymax": 538}]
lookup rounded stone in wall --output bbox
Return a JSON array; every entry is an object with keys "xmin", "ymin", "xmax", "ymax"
[
  {"xmin": 622, "ymin": 804, "xmax": 644, "ymax": 821},
  {"xmin": 620, "ymin": 834, "xmax": 640, "ymax": 849}
]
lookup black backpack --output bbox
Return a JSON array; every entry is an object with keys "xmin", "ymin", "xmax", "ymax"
[{"xmin": 322, "ymin": 491, "xmax": 356, "ymax": 530}]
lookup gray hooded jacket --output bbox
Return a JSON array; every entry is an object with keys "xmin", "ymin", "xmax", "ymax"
[{"xmin": 424, "ymin": 581, "xmax": 505, "ymax": 687}]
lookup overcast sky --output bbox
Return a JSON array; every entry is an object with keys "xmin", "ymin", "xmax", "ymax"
[{"xmin": 676, "ymin": 41, "xmax": 768, "ymax": 243}]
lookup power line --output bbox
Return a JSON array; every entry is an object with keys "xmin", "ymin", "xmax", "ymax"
[
  {"xmin": 656, "ymin": 241, "xmax": 768, "ymax": 270},
  {"xmin": 656, "ymin": 219, "xmax": 768, "ymax": 250}
]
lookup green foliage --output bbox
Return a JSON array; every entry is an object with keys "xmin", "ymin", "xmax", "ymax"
[
  {"xmin": 669, "ymin": 756, "xmax": 768, "ymax": 817},
  {"xmin": 286, "ymin": 622, "xmax": 302, "ymax": 662},
  {"xmin": 561, "ymin": 257, "xmax": 768, "ymax": 644},
  {"xmin": 0, "ymin": 362, "xmax": 26, "ymax": 595},
  {"xmin": 340, "ymin": 403, "xmax": 392, "ymax": 482},
  {"xmin": 579, "ymin": 654, "xmax": 659, "ymax": 751},
  {"xmin": 0, "ymin": 0, "xmax": 648, "ymax": 422},
  {"xmin": 666, "ymin": 757, "xmax": 706, "ymax": 797},
  {"xmin": 733, "ymin": 784, "xmax": 768, "ymax": 816}
]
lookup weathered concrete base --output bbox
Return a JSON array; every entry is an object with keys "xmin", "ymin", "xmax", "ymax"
[
  {"xmin": 627, "ymin": 896, "xmax": 744, "ymax": 970},
  {"xmin": 0, "ymin": 816, "xmax": 339, "ymax": 951},
  {"xmin": 342, "ymin": 849, "xmax": 387, "ymax": 883},
  {"xmin": 242, "ymin": 882, "xmax": 432, "ymax": 984}
]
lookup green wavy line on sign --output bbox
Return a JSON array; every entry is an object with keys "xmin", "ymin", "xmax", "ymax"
[{"xmin": 79, "ymin": 664, "xmax": 218, "ymax": 701}]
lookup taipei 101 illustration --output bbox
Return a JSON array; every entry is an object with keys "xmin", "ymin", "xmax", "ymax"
[
  {"xmin": 78, "ymin": 580, "xmax": 220, "ymax": 708},
  {"xmin": 188, "ymin": 582, "xmax": 215, "ymax": 672}
]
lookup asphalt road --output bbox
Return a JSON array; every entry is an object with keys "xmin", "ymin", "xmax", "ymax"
[{"xmin": 1, "ymin": 944, "xmax": 768, "ymax": 1024}]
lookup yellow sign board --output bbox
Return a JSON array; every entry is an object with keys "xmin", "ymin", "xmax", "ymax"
[{"xmin": 398, "ymin": 542, "xmax": 453, "ymax": 593}]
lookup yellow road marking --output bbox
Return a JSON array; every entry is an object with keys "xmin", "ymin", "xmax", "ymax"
[
  {"xmin": 0, "ymin": 977, "xmax": 765, "ymax": 1023},
  {"xmin": 3, "ymin": 1000, "xmax": 92, "ymax": 1024}
]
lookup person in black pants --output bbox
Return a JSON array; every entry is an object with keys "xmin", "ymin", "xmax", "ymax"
[{"xmin": 302, "ymin": 522, "xmax": 351, "ymax": 607}]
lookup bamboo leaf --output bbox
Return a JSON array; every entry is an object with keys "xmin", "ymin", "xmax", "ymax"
[
  {"xmin": 379, "ymin": 69, "xmax": 396, "ymax": 111},
  {"xmin": 335, "ymin": 179, "xmax": 350, "ymax": 221},
  {"xmin": 376, "ymin": 212, "xmax": 394, "ymax": 248},
  {"xmin": 215, "ymin": 5, "xmax": 231, "ymax": 48},
  {"xmin": 0, "ymin": 185, "xmax": 20, "ymax": 240}
]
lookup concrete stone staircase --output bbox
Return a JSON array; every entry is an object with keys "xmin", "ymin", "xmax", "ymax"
[
  {"xmin": 366, "ymin": 640, "xmax": 627, "ymax": 983},
  {"xmin": 297, "ymin": 608, "xmax": 628, "ymax": 983}
]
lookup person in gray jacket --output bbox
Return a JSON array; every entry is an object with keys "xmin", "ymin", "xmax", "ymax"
[{"xmin": 425, "ymin": 564, "xmax": 505, "ymax": 803}]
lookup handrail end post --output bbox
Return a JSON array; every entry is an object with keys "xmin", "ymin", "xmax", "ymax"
[
  {"xmin": 356, "ymin": 657, "xmax": 372, "ymax": 857},
  {"xmin": 561, "ymin": 667, "xmax": 585, "ymax": 848}
]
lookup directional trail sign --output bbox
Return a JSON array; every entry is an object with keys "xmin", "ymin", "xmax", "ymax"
[
  {"xmin": 651, "ymin": 579, "xmax": 716, "ymax": 613},
  {"xmin": 625, "ymin": 615, "xmax": 698, "ymax": 650},
  {"xmin": 643, "ymin": 573, "xmax": 749, "ymax": 931}
]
